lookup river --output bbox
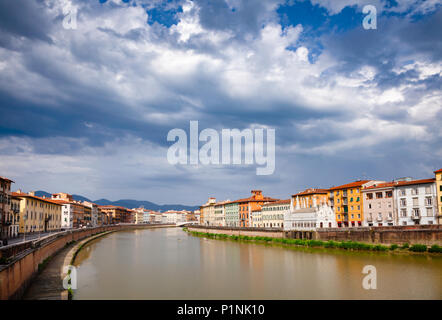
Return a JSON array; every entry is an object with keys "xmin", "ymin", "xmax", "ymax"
[{"xmin": 72, "ymin": 227, "xmax": 442, "ymax": 299}]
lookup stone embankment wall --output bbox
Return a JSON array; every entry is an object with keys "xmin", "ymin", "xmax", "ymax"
[
  {"xmin": 188, "ymin": 225, "xmax": 442, "ymax": 246},
  {"xmin": 187, "ymin": 225, "xmax": 284, "ymax": 238},
  {"xmin": 0, "ymin": 224, "xmax": 173, "ymax": 300}
]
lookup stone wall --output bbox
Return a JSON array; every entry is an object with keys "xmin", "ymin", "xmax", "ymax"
[
  {"xmin": 188, "ymin": 225, "xmax": 442, "ymax": 246},
  {"xmin": 0, "ymin": 224, "xmax": 173, "ymax": 300},
  {"xmin": 316, "ymin": 225, "xmax": 442, "ymax": 245},
  {"xmin": 187, "ymin": 225, "xmax": 284, "ymax": 238}
]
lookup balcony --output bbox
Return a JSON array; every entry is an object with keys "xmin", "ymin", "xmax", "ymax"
[
  {"xmin": 342, "ymin": 192, "xmax": 348, "ymax": 198},
  {"xmin": 411, "ymin": 214, "xmax": 420, "ymax": 220},
  {"xmin": 387, "ymin": 216, "xmax": 393, "ymax": 221},
  {"xmin": 366, "ymin": 216, "xmax": 373, "ymax": 222},
  {"xmin": 376, "ymin": 217, "xmax": 383, "ymax": 222}
]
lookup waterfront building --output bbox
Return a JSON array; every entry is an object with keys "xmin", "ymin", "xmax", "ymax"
[
  {"xmin": 224, "ymin": 201, "xmax": 239, "ymax": 227},
  {"xmin": 251, "ymin": 207, "xmax": 263, "ymax": 228},
  {"xmin": 99, "ymin": 205, "xmax": 130, "ymax": 224},
  {"xmin": 52, "ymin": 193, "xmax": 92, "ymax": 228},
  {"xmin": 237, "ymin": 190, "xmax": 278, "ymax": 228},
  {"xmin": 261, "ymin": 199, "xmax": 290, "ymax": 229},
  {"xmin": 83, "ymin": 201, "xmax": 99, "ymax": 227},
  {"xmin": 132, "ymin": 207, "xmax": 145, "ymax": 224},
  {"xmin": 394, "ymin": 178, "xmax": 437, "ymax": 226},
  {"xmin": 362, "ymin": 182, "xmax": 396, "ymax": 226},
  {"xmin": 161, "ymin": 210, "xmax": 186, "ymax": 224},
  {"xmin": 328, "ymin": 180, "xmax": 384, "ymax": 227},
  {"xmin": 13, "ymin": 191, "xmax": 62, "ymax": 234},
  {"xmin": 193, "ymin": 209, "xmax": 201, "ymax": 224},
  {"xmin": 214, "ymin": 200, "xmax": 229, "ymax": 226},
  {"xmin": 284, "ymin": 196, "xmax": 336, "ymax": 231},
  {"xmin": 200, "ymin": 197, "xmax": 216, "ymax": 226},
  {"xmin": 292, "ymin": 188, "xmax": 328, "ymax": 209},
  {"xmin": 0, "ymin": 176, "xmax": 13, "ymax": 240},
  {"xmin": 435, "ymin": 169, "xmax": 442, "ymax": 224},
  {"xmin": 8, "ymin": 195, "xmax": 20, "ymax": 238}
]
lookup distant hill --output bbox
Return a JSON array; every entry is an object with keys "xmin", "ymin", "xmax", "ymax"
[{"xmin": 34, "ymin": 190, "xmax": 198, "ymax": 212}]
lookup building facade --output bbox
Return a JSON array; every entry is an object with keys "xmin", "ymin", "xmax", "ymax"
[
  {"xmin": 0, "ymin": 176, "xmax": 13, "ymax": 240},
  {"xmin": 8, "ymin": 195, "xmax": 20, "ymax": 238},
  {"xmin": 214, "ymin": 201, "xmax": 228, "ymax": 226},
  {"xmin": 13, "ymin": 191, "xmax": 62, "ymax": 234},
  {"xmin": 362, "ymin": 182, "xmax": 396, "ymax": 227},
  {"xmin": 328, "ymin": 180, "xmax": 383, "ymax": 227},
  {"xmin": 238, "ymin": 190, "xmax": 278, "ymax": 228},
  {"xmin": 200, "ymin": 197, "xmax": 216, "ymax": 226},
  {"xmin": 395, "ymin": 178, "xmax": 437, "ymax": 226},
  {"xmin": 285, "ymin": 195, "xmax": 337, "ymax": 231},
  {"xmin": 261, "ymin": 199, "xmax": 290, "ymax": 229},
  {"xmin": 251, "ymin": 208, "xmax": 263, "ymax": 228},
  {"xmin": 435, "ymin": 169, "xmax": 442, "ymax": 224},
  {"xmin": 224, "ymin": 202, "xmax": 239, "ymax": 227}
]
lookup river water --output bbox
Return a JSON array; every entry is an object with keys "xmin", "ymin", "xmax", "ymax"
[{"xmin": 73, "ymin": 228, "xmax": 442, "ymax": 299}]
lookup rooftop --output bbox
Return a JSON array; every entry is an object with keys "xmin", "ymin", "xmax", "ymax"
[
  {"xmin": 328, "ymin": 180, "xmax": 371, "ymax": 191},
  {"xmin": 292, "ymin": 188, "xmax": 328, "ymax": 197}
]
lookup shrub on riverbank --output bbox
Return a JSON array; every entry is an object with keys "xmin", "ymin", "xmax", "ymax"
[
  {"xmin": 185, "ymin": 230, "xmax": 399, "ymax": 253},
  {"xmin": 428, "ymin": 245, "xmax": 442, "ymax": 253},
  {"xmin": 409, "ymin": 244, "xmax": 427, "ymax": 252},
  {"xmin": 185, "ymin": 229, "xmax": 440, "ymax": 254}
]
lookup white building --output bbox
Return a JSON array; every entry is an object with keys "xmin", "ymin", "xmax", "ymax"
[
  {"xmin": 60, "ymin": 202, "xmax": 74, "ymax": 229},
  {"xmin": 262, "ymin": 199, "xmax": 290, "ymax": 229},
  {"xmin": 284, "ymin": 197, "xmax": 337, "ymax": 231},
  {"xmin": 161, "ymin": 211, "xmax": 187, "ymax": 224},
  {"xmin": 251, "ymin": 208, "xmax": 263, "ymax": 228},
  {"xmin": 84, "ymin": 201, "xmax": 99, "ymax": 227},
  {"xmin": 395, "ymin": 178, "xmax": 437, "ymax": 226},
  {"xmin": 214, "ymin": 200, "xmax": 229, "ymax": 226}
]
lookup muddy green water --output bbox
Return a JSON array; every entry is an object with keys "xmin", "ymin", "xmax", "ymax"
[{"xmin": 73, "ymin": 228, "xmax": 442, "ymax": 299}]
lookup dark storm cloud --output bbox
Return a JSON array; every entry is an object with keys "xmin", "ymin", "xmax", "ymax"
[
  {"xmin": 321, "ymin": 10, "xmax": 442, "ymax": 83},
  {"xmin": 0, "ymin": 0, "xmax": 53, "ymax": 46},
  {"xmin": 194, "ymin": 0, "xmax": 283, "ymax": 38}
]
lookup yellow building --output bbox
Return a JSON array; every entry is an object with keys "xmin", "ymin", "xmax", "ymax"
[
  {"xmin": 435, "ymin": 169, "xmax": 442, "ymax": 224},
  {"xmin": 292, "ymin": 188, "xmax": 329, "ymax": 208},
  {"xmin": 13, "ymin": 191, "xmax": 62, "ymax": 234},
  {"xmin": 328, "ymin": 180, "xmax": 383, "ymax": 228}
]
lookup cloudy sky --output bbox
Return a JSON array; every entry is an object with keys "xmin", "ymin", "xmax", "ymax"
[{"xmin": 0, "ymin": 0, "xmax": 440, "ymax": 205}]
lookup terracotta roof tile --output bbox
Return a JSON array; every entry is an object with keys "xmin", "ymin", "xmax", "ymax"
[{"xmin": 328, "ymin": 180, "xmax": 371, "ymax": 191}]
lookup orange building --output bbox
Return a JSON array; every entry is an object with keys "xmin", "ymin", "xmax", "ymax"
[
  {"xmin": 328, "ymin": 180, "xmax": 383, "ymax": 227},
  {"xmin": 99, "ymin": 205, "xmax": 133, "ymax": 224},
  {"xmin": 237, "ymin": 190, "xmax": 278, "ymax": 227},
  {"xmin": 292, "ymin": 188, "xmax": 329, "ymax": 208}
]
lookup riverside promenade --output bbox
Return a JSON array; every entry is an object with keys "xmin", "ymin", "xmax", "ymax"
[{"xmin": 0, "ymin": 224, "xmax": 174, "ymax": 300}]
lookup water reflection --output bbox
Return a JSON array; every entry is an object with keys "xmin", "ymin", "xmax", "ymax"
[{"xmin": 73, "ymin": 228, "xmax": 442, "ymax": 300}]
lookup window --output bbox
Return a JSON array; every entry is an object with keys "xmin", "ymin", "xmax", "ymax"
[
  {"xmin": 426, "ymin": 208, "xmax": 433, "ymax": 216},
  {"xmin": 425, "ymin": 197, "xmax": 432, "ymax": 206},
  {"xmin": 400, "ymin": 209, "xmax": 407, "ymax": 217},
  {"xmin": 400, "ymin": 199, "xmax": 406, "ymax": 207},
  {"xmin": 376, "ymin": 192, "xmax": 383, "ymax": 199},
  {"xmin": 367, "ymin": 193, "xmax": 373, "ymax": 200},
  {"xmin": 425, "ymin": 186, "xmax": 431, "ymax": 194},
  {"xmin": 400, "ymin": 189, "xmax": 406, "ymax": 196},
  {"xmin": 412, "ymin": 208, "xmax": 420, "ymax": 217},
  {"xmin": 369, "ymin": 204, "xmax": 372, "ymax": 209},
  {"xmin": 411, "ymin": 188, "xmax": 418, "ymax": 195},
  {"xmin": 412, "ymin": 197, "xmax": 419, "ymax": 206},
  {"xmin": 386, "ymin": 191, "xmax": 392, "ymax": 198}
]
